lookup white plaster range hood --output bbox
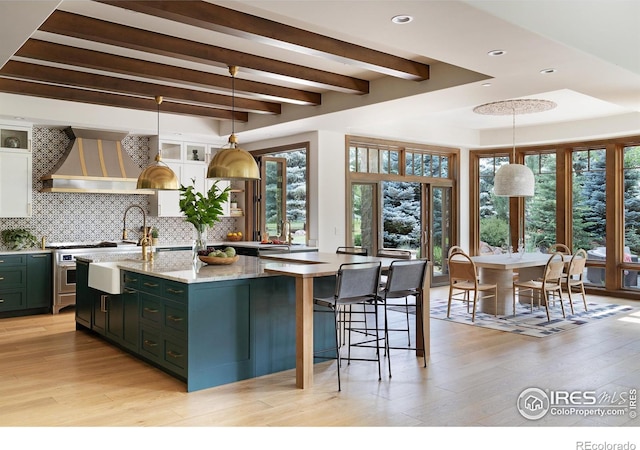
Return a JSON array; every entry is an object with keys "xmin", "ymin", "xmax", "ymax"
[{"xmin": 40, "ymin": 127, "xmax": 153, "ymax": 194}]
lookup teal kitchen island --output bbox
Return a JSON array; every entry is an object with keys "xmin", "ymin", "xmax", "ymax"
[{"xmin": 75, "ymin": 250, "xmax": 336, "ymax": 392}]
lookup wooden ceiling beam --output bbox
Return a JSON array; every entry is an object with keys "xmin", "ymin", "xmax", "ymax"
[
  {"xmin": 0, "ymin": 77, "xmax": 247, "ymax": 121},
  {"xmin": 0, "ymin": 60, "xmax": 280, "ymax": 115},
  {"xmin": 39, "ymin": 11, "xmax": 370, "ymax": 94},
  {"xmin": 98, "ymin": 0, "xmax": 430, "ymax": 81},
  {"xmin": 16, "ymin": 40, "xmax": 321, "ymax": 106}
]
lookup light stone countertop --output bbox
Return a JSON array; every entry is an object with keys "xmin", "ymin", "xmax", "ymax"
[
  {"xmin": 76, "ymin": 250, "xmax": 279, "ymax": 284},
  {"xmin": 0, "ymin": 249, "xmax": 52, "ymax": 255}
]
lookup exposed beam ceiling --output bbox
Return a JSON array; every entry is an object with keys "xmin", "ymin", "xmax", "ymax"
[{"xmin": 0, "ymin": 0, "xmax": 431, "ymax": 123}]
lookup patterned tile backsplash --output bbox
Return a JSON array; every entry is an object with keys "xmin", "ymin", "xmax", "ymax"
[{"xmin": 0, "ymin": 127, "xmax": 239, "ymax": 250}]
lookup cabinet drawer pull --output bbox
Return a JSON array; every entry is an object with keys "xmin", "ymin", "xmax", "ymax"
[
  {"xmin": 166, "ymin": 288, "xmax": 184, "ymax": 294},
  {"xmin": 143, "ymin": 282, "xmax": 159, "ymax": 287},
  {"xmin": 31, "ymin": 254, "xmax": 48, "ymax": 258},
  {"xmin": 167, "ymin": 315, "xmax": 184, "ymax": 322},
  {"xmin": 143, "ymin": 339, "xmax": 158, "ymax": 347},
  {"xmin": 167, "ymin": 350, "xmax": 183, "ymax": 359},
  {"xmin": 123, "ymin": 288, "xmax": 137, "ymax": 294},
  {"xmin": 143, "ymin": 307, "xmax": 159, "ymax": 314},
  {"xmin": 0, "ymin": 260, "xmax": 4, "ymax": 263},
  {"xmin": 124, "ymin": 277, "xmax": 138, "ymax": 283},
  {"xmin": 0, "ymin": 299, "xmax": 4, "ymax": 303},
  {"xmin": 0, "ymin": 277, "xmax": 4, "ymax": 281}
]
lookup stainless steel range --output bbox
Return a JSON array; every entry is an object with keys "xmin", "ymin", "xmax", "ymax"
[{"xmin": 49, "ymin": 241, "xmax": 139, "ymax": 314}]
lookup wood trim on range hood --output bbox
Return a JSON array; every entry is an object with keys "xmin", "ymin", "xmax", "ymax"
[{"xmin": 40, "ymin": 127, "xmax": 154, "ymax": 194}]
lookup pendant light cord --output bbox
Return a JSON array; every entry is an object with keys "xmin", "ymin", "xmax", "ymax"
[
  {"xmin": 232, "ymin": 68, "xmax": 236, "ymax": 137},
  {"xmin": 512, "ymin": 107, "xmax": 516, "ymax": 162},
  {"xmin": 155, "ymin": 95, "xmax": 163, "ymax": 159}
]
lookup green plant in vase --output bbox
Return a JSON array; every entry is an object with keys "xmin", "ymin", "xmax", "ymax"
[
  {"xmin": 1, "ymin": 228, "xmax": 38, "ymax": 250},
  {"xmin": 179, "ymin": 179, "xmax": 230, "ymax": 257}
]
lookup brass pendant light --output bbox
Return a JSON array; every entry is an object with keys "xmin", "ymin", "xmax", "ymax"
[
  {"xmin": 137, "ymin": 96, "xmax": 179, "ymax": 190},
  {"xmin": 207, "ymin": 66, "xmax": 260, "ymax": 180}
]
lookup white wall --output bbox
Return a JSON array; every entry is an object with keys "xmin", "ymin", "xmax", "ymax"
[
  {"xmin": 244, "ymin": 130, "xmax": 347, "ymax": 253},
  {"xmin": 458, "ymin": 148, "xmax": 471, "ymax": 253}
]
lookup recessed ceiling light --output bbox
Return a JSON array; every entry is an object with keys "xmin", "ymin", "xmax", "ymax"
[
  {"xmin": 391, "ymin": 15, "xmax": 413, "ymax": 24},
  {"xmin": 481, "ymin": 82, "xmax": 492, "ymax": 87},
  {"xmin": 540, "ymin": 68, "xmax": 557, "ymax": 74},
  {"xmin": 488, "ymin": 49, "xmax": 506, "ymax": 56}
]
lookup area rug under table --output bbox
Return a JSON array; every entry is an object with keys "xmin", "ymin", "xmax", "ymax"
[{"xmin": 422, "ymin": 298, "xmax": 636, "ymax": 338}]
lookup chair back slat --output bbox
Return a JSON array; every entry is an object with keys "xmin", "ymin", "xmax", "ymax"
[
  {"xmin": 449, "ymin": 252, "xmax": 478, "ymax": 282},
  {"xmin": 447, "ymin": 245, "xmax": 464, "ymax": 259},
  {"xmin": 544, "ymin": 252, "xmax": 566, "ymax": 281},
  {"xmin": 385, "ymin": 259, "xmax": 427, "ymax": 293},
  {"xmin": 568, "ymin": 248, "xmax": 587, "ymax": 277},
  {"xmin": 549, "ymin": 243, "xmax": 572, "ymax": 255},
  {"xmin": 335, "ymin": 262, "xmax": 381, "ymax": 300}
]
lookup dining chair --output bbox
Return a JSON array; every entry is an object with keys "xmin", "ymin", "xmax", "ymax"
[
  {"xmin": 313, "ymin": 261, "xmax": 383, "ymax": 391},
  {"xmin": 377, "ymin": 248, "xmax": 412, "ymax": 259},
  {"xmin": 447, "ymin": 245, "xmax": 464, "ymax": 259},
  {"xmin": 513, "ymin": 252, "xmax": 566, "ymax": 321},
  {"xmin": 548, "ymin": 243, "xmax": 572, "ymax": 255},
  {"xmin": 336, "ymin": 246, "xmax": 368, "ymax": 256},
  {"xmin": 563, "ymin": 248, "xmax": 588, "ymax": 314},
  {"xmin": 376, "ymin": 248, "xmax": 413, "ymax": 345},
  {"xmin": 380, "ymin": 259, "xmax": 429, "ymax": 374},
  {"xmin": 447, "ymin": 250, "xmax": 497, "ymax": 322}
]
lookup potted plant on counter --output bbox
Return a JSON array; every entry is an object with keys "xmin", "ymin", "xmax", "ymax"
[
  {"xmin": 150, "ymin": 227, "xmax": 159, "ymax": 246},
  {"xmin": 1, "ymin": 228, "xmax": 38, "ymax": 250},
  {"xmin": 179, "ymin": 178, "xmax": 230, "ymax": 257}
]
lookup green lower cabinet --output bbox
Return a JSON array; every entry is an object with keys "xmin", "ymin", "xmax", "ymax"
[
  {"xmin": 105, "ymin": 288, "xmax": 139, "ymax": 352},
  {"xmin": 92, "ymin": 290, "xmax": 107, "ymax": 334},
  {"xmin": 26, "ymin": 253, "xmax": 52, "ymax": 309},
  {"xmin": 75, "ymin": 260, "xmax": 92, "ymax": 328},
  {"xmin": 0, "ymin": 289, "xmax": 26, "ymax": 312},
  {"xmin": 0, "ymin": 255, "xmax": 26, "ymax": 314},
  {"xmin": 0, "ymin": 252, "xmax": 51, "ymax": 316}
]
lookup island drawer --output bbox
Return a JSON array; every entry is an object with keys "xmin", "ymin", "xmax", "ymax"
[
  {"xmin": 139, "ymin": 293, "xmax": 162, "ymax": 326},
  {"xmin": 163, "ymin": 337, "xmax": 187, "ymax": 374},
  {"xmin": 122, "ymin": 271, "xmax": 140, "ymax": 289},
  {"xmin": 0, "ymin": 255, "xmax": 26, "ymax": 266},
  {"xmin": 140, "ymin": 327, "xmax": 162, "ymax": 362},
  {"xmin": 140, "ymin": 326, "xmax": 187, "ymax": 376},
  {"xmin": 164, "ymin": 301, "xmax": 187, "ymax": 335},
  {"xmin": 0, "ymin": 267, "xmax": 26, "ymax": 288},
  {"xmin": 0, "ymin": 290, "xmax": 26, "ymax": 312},
  {"xmin": 162, "ymin": 280, "xmax": 187, "ymax": 303},
  {"xmin": 138, "ymin": 274, "xmax": 162, "ymax": 295}
]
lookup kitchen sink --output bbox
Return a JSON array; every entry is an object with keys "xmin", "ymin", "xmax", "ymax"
[{"xmin": 88, "ymin": 262, "xmax": 123, "ymax": 294}]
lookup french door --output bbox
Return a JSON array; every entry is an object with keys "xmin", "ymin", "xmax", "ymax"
[
  {"xmin": 350, "ymin": 181, "xmax": 453, "ymax": 285},
  {"xmin": 260, "ymin": 157, "xmax": 287, "ymax": 240}
]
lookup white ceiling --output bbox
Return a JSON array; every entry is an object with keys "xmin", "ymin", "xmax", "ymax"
[{"xmin": 0, "ymin": 0, "xmax": 639, "ymax": 148}]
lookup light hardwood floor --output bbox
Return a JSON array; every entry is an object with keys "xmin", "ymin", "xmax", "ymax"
[{"xmin": 1, "ymin": 286, "xmax": 639, "ymax": 434}]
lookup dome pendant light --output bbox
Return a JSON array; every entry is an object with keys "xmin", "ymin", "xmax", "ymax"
[
  {"xmin": 137, "ymin": 96, "xmax": 179, "ymax": 190},
  {"xmin": 493, "ymin": 109, "xmax": 535, "ymax": 197},
  {"xmin": 473, "ymin": 99, "xmax": 557, "ymax": 197},
  {"xmin": 207, "ymin": 66, "xmax": 260, "ymax": 180}
]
